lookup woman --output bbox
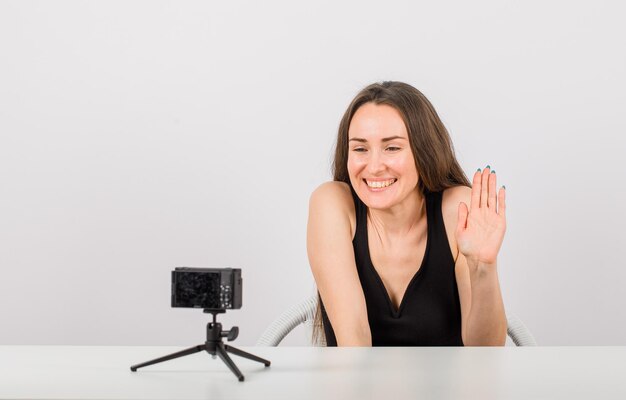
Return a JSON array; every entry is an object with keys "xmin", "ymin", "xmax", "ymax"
[{"xmin": 307, "ymin": 81, "xmax": 507, "ymax": 346}]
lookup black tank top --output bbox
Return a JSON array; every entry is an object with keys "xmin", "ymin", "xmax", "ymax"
[{"xmin": 320, "ymin": 187, "xmax": 464, "ymax": 346}]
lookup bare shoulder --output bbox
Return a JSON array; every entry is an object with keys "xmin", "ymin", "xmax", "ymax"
[
  {"xmin": 441, "ymin": 185, "xmax": 472, "ymax": 261},
  {"xmin": 442, "ymin": 185, "xmax": 472, "ymax": 212},
  {"xmin": 309, "ymin": 181, "xmax": 356, "ymax": 239},
  {"xmin": 310, "ymin": 181, "xmax": 352, "ymax": 202}
]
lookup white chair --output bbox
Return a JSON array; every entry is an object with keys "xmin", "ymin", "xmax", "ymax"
[{"xmin": 256, "ymin": 294, "xmax": 537, "ymax": 346}]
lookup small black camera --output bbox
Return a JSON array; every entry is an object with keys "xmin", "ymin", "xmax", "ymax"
[{"xmin": 171, "ymin": 267, "xmax": 242, "ymax": 310}]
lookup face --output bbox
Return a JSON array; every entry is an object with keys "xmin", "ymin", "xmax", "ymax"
[{"xmin": 347, "ymin": 102, "xmax": 420, "ymax": 210}]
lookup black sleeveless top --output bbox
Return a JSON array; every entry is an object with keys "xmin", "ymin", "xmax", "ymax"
[{"xmin": 320, "ymin": 187, "xmax": 464, "ymax": 346}]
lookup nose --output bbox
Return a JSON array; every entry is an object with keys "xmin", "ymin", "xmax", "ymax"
[{"xmin": 367, "ymin": 149, "xmax": 386, "ymax": 175}]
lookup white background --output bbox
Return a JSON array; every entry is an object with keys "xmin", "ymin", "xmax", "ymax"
[{"xmin": 1, "ymin": 0, "xmax": 624, "ymax": 346}]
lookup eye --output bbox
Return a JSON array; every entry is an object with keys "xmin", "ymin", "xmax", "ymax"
[
  {"xmin": 352, "ymin": 147, "xmax": 367, "ymax": 153},
  {"xmin": 386, "ymin": 146, "xmax": 401, "ymax": 152}
]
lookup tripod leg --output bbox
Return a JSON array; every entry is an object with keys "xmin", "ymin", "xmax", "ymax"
[
  {"xmin": 215, "ymin": 343, "xmax": 245, "ymax": 382},
  {"xmin": 225, "ymin": 345, "xmax": 271, "ymax": 367},
  {"xmin": 130, "ymin": 345, "xmax": 205, "ymax": 371}
]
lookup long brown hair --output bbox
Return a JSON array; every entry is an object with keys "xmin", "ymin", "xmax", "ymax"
[{"xmin": 311, "ymin": 81, "xmax": 471, "ymax": 345}]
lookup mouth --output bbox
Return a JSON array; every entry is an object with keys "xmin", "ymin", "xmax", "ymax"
[{"xmin": 364, "ymin": 178, "xmax": 397, "ymax": 190}]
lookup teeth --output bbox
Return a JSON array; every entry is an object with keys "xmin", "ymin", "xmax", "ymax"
[{"xmin": 366, "ymin": 179, "xmax": 396, "ymax": 188}]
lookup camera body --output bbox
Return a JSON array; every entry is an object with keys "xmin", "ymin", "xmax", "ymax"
[{"xmin": 171, "ymin": 267, "xmax": 242, "ymax": 310}]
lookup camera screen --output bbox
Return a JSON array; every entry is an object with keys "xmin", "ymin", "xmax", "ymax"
[{"xmin": 173, "ymin": 271, "xmax": 221, "ymax": 309}]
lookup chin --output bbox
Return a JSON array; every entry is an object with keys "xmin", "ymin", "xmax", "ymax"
[
  {"xmin": 356, "ymin": 190, "xmax": 397, "ymax": 210},
  {"xmin": 363, "ymin": 202, "xmax": 392, "ymax": 211}
]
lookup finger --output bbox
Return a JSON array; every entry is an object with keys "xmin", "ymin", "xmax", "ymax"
[
  {"xmin": 498, "ymin": 186, "xmax": 506, "ymax": 217},
  {"xmin": 488, "ymin": 169, "xmax": 497, "ymax": 209},
  {"xmin": 480, "ymin": 166, "xmax": 490, "ymax": 208},
  {"xmin": 471, "ymin": 168, "xmax": 481, "ymax": 210},
  {"xmin": 457, "ymin": 201, "xmax": 468, "ymax": 234}
]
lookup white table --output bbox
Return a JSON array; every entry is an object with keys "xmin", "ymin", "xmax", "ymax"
[{"xmin": 1, "ymin": 345, "xmax": 625, "ymax": 399}]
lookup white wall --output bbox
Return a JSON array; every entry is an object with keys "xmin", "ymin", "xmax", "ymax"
[{"xmin": 1, "ymin": 0, "xmax": 624, "ymax": 346}]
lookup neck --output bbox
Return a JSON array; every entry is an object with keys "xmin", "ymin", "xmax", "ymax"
[{"xmin": 367, "ymin": 189, "xmax": 426, "ymax": 239}]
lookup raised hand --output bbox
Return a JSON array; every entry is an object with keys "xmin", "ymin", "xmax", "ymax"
[{"xmin": 455, "ymin": 166, "xmax": 506, "ymax": 268}]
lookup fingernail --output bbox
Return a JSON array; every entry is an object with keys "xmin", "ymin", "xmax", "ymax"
[
  {"xmin": 477, "ymin": 168, "xmax": 481, "ymax": 172},
  {"xmin": 485, "ymin": 165, "xmax": 491, "ymax": 169},
  {"xmin": 491, "ymin": 170, "xmax": 496, "ymax": 174},
  {"xmin": 502, "ymin": 185, "xmax": 506, "ymax": 189}
]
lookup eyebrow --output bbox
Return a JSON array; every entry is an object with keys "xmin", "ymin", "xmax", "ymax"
[{"xmin": 348, "ymin": 136, "xmax": 407, "ymax": 143}]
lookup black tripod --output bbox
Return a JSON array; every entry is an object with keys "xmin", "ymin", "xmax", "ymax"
[{"xmin": 130, "ymin": 309, "xmax": 271, "ymax": 381}]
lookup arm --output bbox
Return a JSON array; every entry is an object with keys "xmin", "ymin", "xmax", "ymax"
[
  {"xmin": 307, "ymin": 182, "xmax": 372, "ymax": 346},
  {"xmin": 454, "ymin": 167, "xmax": 507, "ymax": 346},
  {"xmin": 455, "ymin": 254, "xmax": 507, "ymax": 346}
]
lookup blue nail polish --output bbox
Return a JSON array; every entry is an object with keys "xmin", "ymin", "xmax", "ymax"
[
  {"xmin": 491, "ymin": 170, "xmax": 496, "ymax": 174},
  {"xmin": 502, "ymin": 185, "xmax": 506, "ymax": 189},
  {"xmin": 486, "ymin": 165, "xmax": 491, "ymax": 169},
  {"xmin": 477, "ymin": 168, "xmax": 481, "ymax": 172}
]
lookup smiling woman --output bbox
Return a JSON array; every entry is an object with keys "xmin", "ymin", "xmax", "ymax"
[{"xmin": 307, "ymin": 81, "xmax": 507, "ymax": 346}]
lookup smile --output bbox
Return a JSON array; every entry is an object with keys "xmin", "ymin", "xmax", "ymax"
[{"xmin": 364, "ymin": 178, "xmax": 397, "ymax": 189}]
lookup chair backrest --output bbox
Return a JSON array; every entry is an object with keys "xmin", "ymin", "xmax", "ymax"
[{"xmin": 256, "ymin": 294, "xmax": 537, "ymax": 346}]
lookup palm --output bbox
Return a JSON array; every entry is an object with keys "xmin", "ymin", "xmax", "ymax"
[{"xmin": 456, "ymin": 167, "xmax": 507, "ymax": 266}]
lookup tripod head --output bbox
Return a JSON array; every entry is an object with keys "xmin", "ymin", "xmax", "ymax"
[
  {"xmin": 204, "ymin": 308, "xmax": 226, "ymax": 321},
  {"xmin": 203, "ymin": 308, "xmax": 239, "ymax": 342}
]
